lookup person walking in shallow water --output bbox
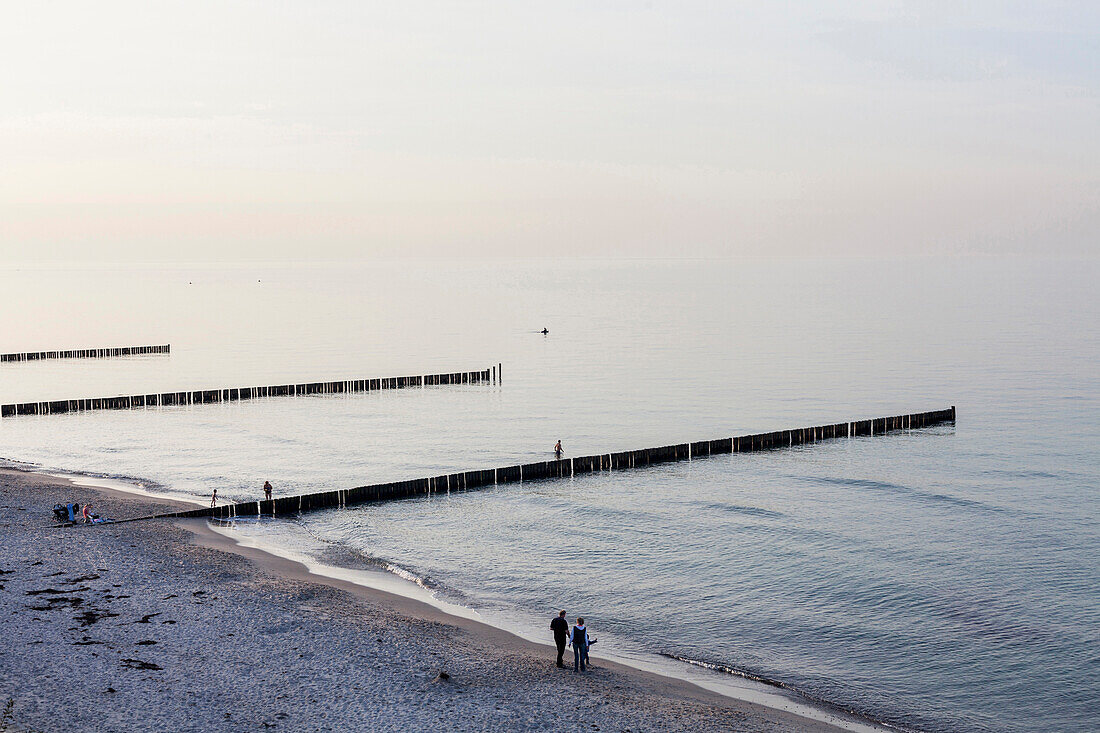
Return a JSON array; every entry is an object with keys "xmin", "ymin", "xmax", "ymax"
[
  {"xmin": 550, "ymin": 610, "xmax": 569, "ymax": 668},
  {"xmin": 210, "ymin": 488, "xmax": 217, "ymax": 507},
  {"xmin": 554, "ymin": 440, "xmax": 563, "ymax": 459},
  {"xmin": 263, "ymin": 480, "xmax": 272, "ymax": 501},
  {"xmin": 570, "ymin": 617, "xmax": 589, "ymax": 672}
]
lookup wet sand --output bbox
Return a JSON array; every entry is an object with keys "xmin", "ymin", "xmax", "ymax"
[{"xmin": 0, "ymin": 467, "xmax": 856, "ymax": 732}]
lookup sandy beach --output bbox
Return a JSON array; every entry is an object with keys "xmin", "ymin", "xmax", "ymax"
[{"xmin": 0, "ymin": 466, "xmax": 864, "ymax": 732}]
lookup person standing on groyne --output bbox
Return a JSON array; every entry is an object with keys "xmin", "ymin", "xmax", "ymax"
[
  {"xmin": 550, "ymin": 610, "xmax": 569, "ymax": 668},
  {"xmin": 570, "ymin": 617, "xmax": 589, "ymax": 672},
  {"xmin": 263, "ymin": 481, "xmax": 272, "ymax": 501}
]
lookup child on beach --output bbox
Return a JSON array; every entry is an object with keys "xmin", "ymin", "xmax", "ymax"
[
  {"xmin": 569, "ymin": 617, "xmax": 589, "ymax": 672},
  {"xmin": 583, "ymin": 631, "xmax": 597, "ymax": 667},
  {"xmin": 210, "ymin": 489, "xmax": 218, "ymax": 507}
]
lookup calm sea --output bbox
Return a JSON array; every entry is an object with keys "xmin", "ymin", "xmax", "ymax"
[{"xmin": 1, "ymin": 258, "xmax": 1096, "ymax": 733}]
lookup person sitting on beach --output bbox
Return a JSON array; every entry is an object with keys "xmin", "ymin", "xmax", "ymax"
[
  {"xmin": 550, "ymin": 610, "xmax": 569, "ymax": 668},
  {"xmin": 210, "ymin": 488, "xmax": 218, "ymax": 507},
  {"xmin": 569, "ymin": 617, "xmax": 590, "ymax": 672},
  {"xmin": 263, "ymin": 480, "xmax": 272, "ymax": 501},
  {"xmin": 554, "ymin": 440, "xmax": 563, "ymax": 459},
  {"xmin": 81, "ymin": 504, "xmax": 93, "ymax": 524}
]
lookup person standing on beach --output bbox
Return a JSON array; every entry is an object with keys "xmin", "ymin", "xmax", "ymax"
[
  {"xmin": 550, "ymin": 610, "xmax": 569, "ymax": 668},
  {"xmin": 570, "ymin": 617, "xmax": 589, "ymax": 672},
  {"xmin": 210, "ymin": 488, "xmax": 217, "ymax": 507},
  {"xmin": 263, "ymin": 480, "xmax": 272, "ymax": 501},
  {"xmin": 583, "ymin": 627, "xmax": 596, "ymax": 668},
  {"xmin": 554, "ymin": 440, "xmax": 563, "ymax": 459}
]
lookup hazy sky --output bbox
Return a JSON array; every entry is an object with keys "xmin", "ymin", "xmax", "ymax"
[{"xmin": 2, "ymin": 2, "xmax": 1097, "ymax": 261}]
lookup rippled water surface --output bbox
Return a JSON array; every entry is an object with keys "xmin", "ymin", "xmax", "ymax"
[{"xmin": 1, "ymin": 258, "xmax": 1097, "ymax": 733}]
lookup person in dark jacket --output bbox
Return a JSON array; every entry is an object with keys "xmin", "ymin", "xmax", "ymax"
[
  {"xmin": 569, "ymin": 617, "xmax": 589, "ymax": 672},
  {"xmin": 550, "ymin": 610, "xmax": 569, "ymax": 667}
]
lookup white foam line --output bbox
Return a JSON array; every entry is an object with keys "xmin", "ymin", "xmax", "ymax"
[{"xmin": 206, "ymin": 522, "xmax": 483, "ymax": 622}]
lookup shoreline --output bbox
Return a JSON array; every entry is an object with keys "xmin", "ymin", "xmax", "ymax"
[
  {"xmin": 1, "ymin": 463, "xmax": 892, "ymax": 732},
  {"xmin": 197, "ymin": 517, "xmax": 897, "ymax": 733}
]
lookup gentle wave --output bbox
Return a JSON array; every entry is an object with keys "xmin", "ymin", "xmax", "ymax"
[
  {"xmin": 691, "ymin": 501, "xmax": 786, "ymax": 519},
  {"xmin": 381, "ymin": 561, "xmax": 433, "ymax": 590},
  {"xmin": 796, "ymin": 475, "xmax": 1009, "ymax": 514},
  {"xmin": 660, "ymin": 653, "xmax": 918, "ymax": 733},
  {"xmin": 660, "ymin": 652, "xmax": 787, "ymax": 687},
  {"xmin": 291, "ymin": 518, "xmax": 442, "ymax": 592}
]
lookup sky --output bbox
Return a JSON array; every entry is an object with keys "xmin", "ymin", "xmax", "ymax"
[{"xmin": 1, "ymin": 1, "xmax": 1097, "ymax": 262}]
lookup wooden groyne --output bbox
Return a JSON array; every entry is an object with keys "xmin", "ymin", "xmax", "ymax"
[
  {"xmin": 1, "ymin": 367, "xmax": 494, "ymax": 418},
  {"xmin": 1, "ymin": 344, "xmax": 170, "ymax": 363},
  {"xmin": 135, "ymin": 406, "xmax": 956, "ymax": 522}
]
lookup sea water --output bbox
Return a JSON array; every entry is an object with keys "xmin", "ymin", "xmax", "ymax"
[{"xmin": 1, "ymin": 258, "xmax": 1096, "ymax": 732}]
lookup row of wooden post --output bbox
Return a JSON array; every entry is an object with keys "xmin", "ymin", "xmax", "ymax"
[
  {"xmin": 1, "ymin": 344, "xmax": 171, "ymax": 363},
  {"xmin": 130, "ymin": 406, "xmax": 956, "ymax": 522},
  {"xmin": 1, "ymin": 367, "xmax": 496, "ymax": 418}
]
